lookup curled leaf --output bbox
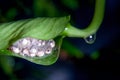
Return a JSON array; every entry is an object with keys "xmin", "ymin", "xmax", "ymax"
[{"xmin": 0, "ymin": 16, "xmax": 70, "ymax": 65}]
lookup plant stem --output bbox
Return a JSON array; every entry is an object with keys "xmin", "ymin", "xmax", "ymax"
[{"xmin": 63, "ymin": 0, "xmax": 105, "ymax": 38}]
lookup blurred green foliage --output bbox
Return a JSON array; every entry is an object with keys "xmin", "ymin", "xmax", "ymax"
[
  {"xmin": 90, "ymin": 51, "xmax": 100, "ymax": 60},
  {"xmin": 61, "ymin": 0, "xmax": 79, "ymax": 10},
  {"xmin": 33, "ymin": 0, "xmax": 59, "ymax": 17},
  {"xmin": 62, "ymin": 40, "xmax": 84, "ymax": 59},
  {"xmin": 0, "ymin": 56, "xmax": 17, "ymax": 80},
  {"xmin": 5, "ymin": 8, "xmax": 17, "ymax": 21}
]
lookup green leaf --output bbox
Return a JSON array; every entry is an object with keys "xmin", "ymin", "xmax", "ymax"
[
  {"xmin": 0, "ymin": 16, "xmax": 70, "ymax": 65},
  {"xmin": 0, "ymin": 16, "xmax": 70, "ymax": 49},
  {"xmin": 0, "ymin": 37, "xmax": 63, "ymax": 65}
]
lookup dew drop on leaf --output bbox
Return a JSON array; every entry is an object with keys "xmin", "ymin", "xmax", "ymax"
[{"xmin": 84, "ymin": 34, "xmax": 96, "ymax": 44}]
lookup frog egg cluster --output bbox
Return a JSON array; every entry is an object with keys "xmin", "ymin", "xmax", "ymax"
[{"xmin": 10, "ymin": 37, "xmax": 55, "ymax": 57}]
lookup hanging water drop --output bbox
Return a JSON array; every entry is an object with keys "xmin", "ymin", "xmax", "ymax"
[{"xmin": 84, "ymin": 34, "xmax": 96, "ymax": 44}]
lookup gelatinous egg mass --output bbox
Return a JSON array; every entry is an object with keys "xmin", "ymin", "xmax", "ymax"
[{"xmin": 10, "ymin": 37, "xmax": 56, "ymax": 58}]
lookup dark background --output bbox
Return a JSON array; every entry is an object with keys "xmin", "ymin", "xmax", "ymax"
[{"xmin": 0, "ymin": 0, "xmax": 120, "ymax": 80}]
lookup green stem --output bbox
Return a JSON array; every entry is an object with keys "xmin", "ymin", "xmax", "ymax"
[{"xmin": 63, "ymin": 0, "xmax": 105, "ymax": 38}]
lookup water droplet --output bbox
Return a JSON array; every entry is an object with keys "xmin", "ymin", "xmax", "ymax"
[{"xmin": 84, "ymin": 34, "xmax": 96, "ymax": 44}]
